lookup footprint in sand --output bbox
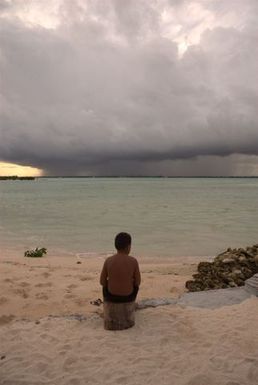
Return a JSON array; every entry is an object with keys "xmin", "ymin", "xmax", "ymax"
[
  {"xmin": 79, "ymin": 275, "xmax": 93, "ymax": 281},
  {"xmin": 64, "ymin": 293, "xmax": 76, "ymax": 299},
  {"xmin": 19, "ymin": 282, "xmax": 30, "ymax": 288},
  {"xmin": 116, "ymin": 376, "xmax": 129, "ymax": 384},
  {"xmin": 61, "ymin": 344, "xmax": 72, "ymax": 350},
  {"xmin": 36, "ymin": 361, "xmax": 48, "ymax": 374},
  {"xmin": 226, "ymin": 382, "xmax": 241, "ymax": 385},
  {"xmin": 68, "ymin": 378, "xmax": 81, "ymax": 385},
  {"xmin": 12, "ymin": 288, "xmax": 29, "ymax": 298},
  {"xmin": 0, "ymin": 314, "xmax": 15, "ymax": 325},
  {"xmin": 63, "ymin": 356, "xmax": 77, "ymax": 369},
  {"xmin": 0, "ymin": 297, "xmax": 8, "ymax": 305},
  {"xmin": 79, "ymin": 276, "xmax": 88, "ymax": 281},
  {"xmin": 42, "ymin": 272, "xmax": 51, "ymax": 278},
  {"xmin": 36, "ymin": 293, "xmax": 49, "ymax": 300},
  {"xmin": 68, "ymin": 283, "xmax": 77, "ymax": 289},
  {"xmin": 59, "ymin": 350, "xmax": 67, "ymax": 356},
  {"xmin": 186, "ymin": 374, "xmax": 215, "ymax": 385},
  {"xmin": 3, "ymin": 278, "xmax": 13, "ymax": 283},
  {"xmin": 35, "ymin": 282, "xmax": 52, "ymax": 288}
]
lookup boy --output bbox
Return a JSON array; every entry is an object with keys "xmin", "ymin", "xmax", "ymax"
[{"xmin": 100, "ymin": 232, "xmax": 141, "ymax": 303}]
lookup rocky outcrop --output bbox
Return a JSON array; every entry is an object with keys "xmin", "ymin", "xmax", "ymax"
[{"xmin": 185, "ymin": 244, "xmax": 258, "ymax": 292}]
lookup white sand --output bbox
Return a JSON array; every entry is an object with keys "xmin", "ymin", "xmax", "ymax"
[{"xmin": 1, "ymin": 254, "xmax": 258, "ymax": 385}]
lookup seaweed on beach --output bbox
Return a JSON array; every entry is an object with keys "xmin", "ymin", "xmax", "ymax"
[{"xmin": 24, "ymin": 247, "xmax": 47, "ymax": 258}]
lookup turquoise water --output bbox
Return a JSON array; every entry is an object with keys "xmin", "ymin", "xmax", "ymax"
[{"xmin": 0, "ymin": 178, "xmax": 257, "ymax": 258}]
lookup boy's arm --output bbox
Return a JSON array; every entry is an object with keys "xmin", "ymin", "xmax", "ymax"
[
  {"xmin": 134, "ymin": 260, "xmax": 141, "ymax": 287},
  {"xmin": 100, "ymin": 260, "xmax": 108, "ymax": 286}
]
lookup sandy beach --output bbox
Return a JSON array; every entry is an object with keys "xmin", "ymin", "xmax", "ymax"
[{"xmin": 1, "ymin": 254, "xmax": 258, "ymax": 385}]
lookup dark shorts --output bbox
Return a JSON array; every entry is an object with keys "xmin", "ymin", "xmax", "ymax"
[{"xmin": 103, "ymin": 286, "xmax": 139, "ymax": 303}]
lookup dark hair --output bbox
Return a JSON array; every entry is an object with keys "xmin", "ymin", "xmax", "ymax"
[{"xmin": 115, "ymin": 232, "xmax": 132, "ymax": 251}]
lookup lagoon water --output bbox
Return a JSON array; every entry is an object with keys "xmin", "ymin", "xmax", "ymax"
[{"xmin": 0, "ymin": 177, "xmax": 257, "ymax": 258}]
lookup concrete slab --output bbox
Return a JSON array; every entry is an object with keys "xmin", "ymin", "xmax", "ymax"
[
  {"xmin": 177, "ymin": 287, "xmax": 253, "ymax": 309},
  {"xmin": 137, "ymin": 284, "xmax": 258, "ymax": 311}
]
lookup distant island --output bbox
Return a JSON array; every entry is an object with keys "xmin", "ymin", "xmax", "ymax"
[
  {"xmin": 1, "ymin": 175, "xmax": 257, "ymax": 180},
  {"xmin": 39, "ymin": 175, "xmax": 258, "ymax": 179},
  {"xmin": 0, "ymin": 176, "xmax": 35, "ymax": 181}
]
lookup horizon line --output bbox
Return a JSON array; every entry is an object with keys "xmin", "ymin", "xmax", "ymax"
[
  {"xmin": 1, "ymin": 175, "xmax": 258, "ymax": 179},
  {"xmin": 40, "ymin": 175, "xmax": 258, "ymax": 178}
]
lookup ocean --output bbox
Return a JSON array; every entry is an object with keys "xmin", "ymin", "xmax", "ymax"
[{"xmin": 0, "ymin": 177, "xmax": 257, "ymax": 258}]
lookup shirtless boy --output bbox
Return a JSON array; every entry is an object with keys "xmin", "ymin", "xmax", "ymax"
[{"xmin": 100, "ymin": 232, "xmax": 141, "ymax": 303}]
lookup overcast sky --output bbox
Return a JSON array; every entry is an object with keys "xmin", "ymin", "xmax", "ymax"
[{"xmin": 0, "ymin": 0, "xmax": 258, "ymax": 176}]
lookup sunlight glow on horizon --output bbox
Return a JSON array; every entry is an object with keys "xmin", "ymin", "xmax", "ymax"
[{"xmin": 0, "ymin": 162, "xmax": 43, "ymax": 177}]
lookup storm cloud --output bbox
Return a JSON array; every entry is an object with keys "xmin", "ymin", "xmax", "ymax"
[{"xmin": 0, "ymin": 0, "xmax": 258, "ymax": 175}]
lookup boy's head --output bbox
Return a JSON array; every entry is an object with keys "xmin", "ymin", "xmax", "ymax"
[{"xmin": 115, "ymin": 232, "xmax": 132, "ymax": 253}]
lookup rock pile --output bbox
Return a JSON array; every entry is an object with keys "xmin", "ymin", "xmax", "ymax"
[{"xmin": 185, "ymin": 244, "xmax": 258, "ymax": 292}]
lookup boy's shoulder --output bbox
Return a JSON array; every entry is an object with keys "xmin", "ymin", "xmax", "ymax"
[
  {"xmin": 128, "ymin": 255, "xmax": 139, "ymax": 264},
  {"xmin": 105, "ymin": 254, "xmax": 115, "ymax": 263},
  {"xmin": 105, "ymin": 254, "xmax": 138, "ymax": 263}
]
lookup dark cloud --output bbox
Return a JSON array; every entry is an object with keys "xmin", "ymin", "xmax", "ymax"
[
  {"xmin": 0, "ymin": 0, "xmax": 258, "ymax": 175},
  {"xmin": 0, "ymin": 1, "xmax": 11, "ymax": 12}
]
